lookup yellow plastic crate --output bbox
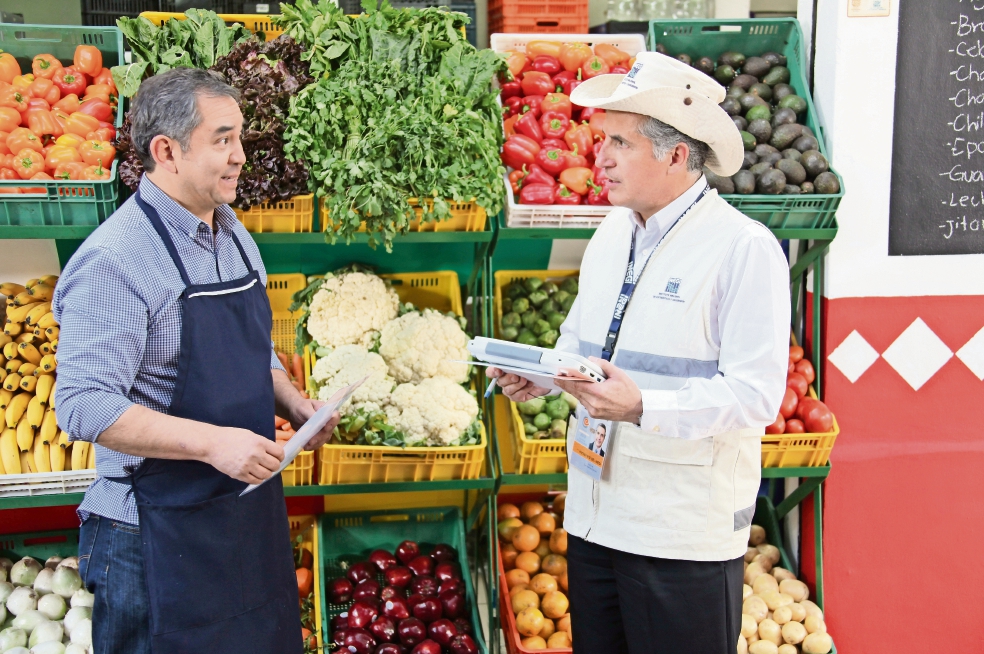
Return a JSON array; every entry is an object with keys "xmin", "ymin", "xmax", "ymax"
[
  {"xmin": 235, "ymin": 194, "xmax": 314, "ymax": 233},
  {"xmin": 139, "ymin": 12, "xmax": 284, "ymax": 40},
  {"xmin": 283, "ymin": 449, "xmax": 316, "ymax": 486},
  {"xmin": 320, "ymin": 198, "xmax": 487, "ymax": 233},
  {"xmin": 266, "ymin": 273, "xmax": 307, "ymax": 355},
  {"xmin": 509, "ymin": 397, "xmax": 568, "ymax": 475},
  {"xmin": 760, "ymin": 386, "xmax": 839, "ymax": 468},
  {"xmin": 493, "ymin": 269, "xmax": 579, "ymax": 338},
  {"xmin": 289, "ymin": 515, "xmax": 321, "ymax": 648}
]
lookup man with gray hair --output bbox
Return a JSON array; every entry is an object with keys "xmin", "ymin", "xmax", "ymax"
[
  {"xmin": 52, "ymin": 68, "xmax": 339, "ymax": 654},
  {"xmin": 489, "ymin": 52, "xmax": 790, "ymax": 653}
]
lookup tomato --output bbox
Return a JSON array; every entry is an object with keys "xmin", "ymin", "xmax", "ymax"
[
  {"xmin": 31, "ymin": 54, "xmax": 62, "ymax": 80},
  {"xmin": 765, "ymin": 413, "xmax": 785, "ymax": 435},
  {"xmin": 74, "ymin": 45, "xmax": 103, "ymax": 77},
  {"xmin": 778, "ymin": 387, "xmax": 798, "ymax": 420},
  {"xmin": 0, "ymin": 53, "xmax": 19, "ymax": 84},
  {"xmin": 12, "ymin": 148, "xmax": 44, "ymax": 179},
  {"xmin": 796, "ymin": 398, "xmax": 834, "ymax": 433},
  {"xmin": 786, "ymin": 372, "xmax": 808, "ymax": 398},
  {"xmin": 81, "ymin": 163, "xmax": 111, "ymax": 180},
  {"xmin": 52, "ymin": 162, "xmax": 86, "ymax": 180},
  {"xmin": 789, "ymin": 345, "xmax": 804, "ymax": 363},
  {"xmin": 30, "ymin": 78, "xmax": 60, "ymax": 105},
  {"xmin": 77, "ymin": 98, "xmax": 112, "ymax": 122},
  {"xmin": 794, "ymin": 359, "xmax": 815, "ymax": 384},
  {"xmin": 44, "ymin": 145, "xmax": 81, "ymax": 171},
  {"xmin": 79, "ymin": 139, "xmax": 115, "ymax": 167},
  {"xmin": 0, "ymin": 107, "xmax": 20, "ymax": 132},
  {"xmin": 53, "ymin": 67, "xmax": 87, "ymax": 97},
  {"xmin": 784, "ymin": 419, "xmax": 805, "ymax": 434},
  {"xmin": 7, "ymin": 128, "xmax": 43, "ymax": 154},
  {"xmin": 53, "ymin": 94, "xmax": 80, "ymax": 114}
]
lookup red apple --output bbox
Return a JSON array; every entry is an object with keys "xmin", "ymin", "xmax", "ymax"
[
  {"xmin": 376, "ymin": 645, "xmax": 407, "ymax": 654},
  {"xmin": 347, "ymin": 561, "xmax": 377, "ymax": 585},
  {"xmin": 330, "ymin": 613, "xmax": 349, "ymax": 631},
  {"xmin": 452, "ymin": 618, "xmax": 472, "ymax": 636},
  {"xmin": 439, "ymin": 589, "xmax": 466, "ymax": 619},
  {"xmin": 330, "ymin": 627, "xmax": 350, "ymax": 650},
  {"xmin": 398, "ymin": 618, "xmax": 427, "ymax": 647},
  {"xmin": 343, "ymin": 628, "xmax": 376, "ymax": 654},
  {"xmin": 438, "ymin": 578, "xmax": 463, "ymax": 596},
  {"xmin": 412, "ymin": 598, "xmax": 443, "ymax": 623},
  {"xmin": 383, "ymin": 596, "xmax": 411, "ymax": 620},
  {"xmin": 427, "ymin": 618, "xmax": 458, "ymax": 646},
  {"xmin": 348, "ymin": 600, "xmax": 380, "ymax": 629},
  {"xmin": 396, "ymin": 540, "xmax": 421, "ymax": 566},
  {"xmin": 431, "ymin": 544, "xmax": 456, "ymax": 563},
  {"xmin": 410, "ymin": 576, "xmax": 438, "ymax": 598},
  {"xmin": 408, "ymin": 555, "xmax": 435, "ymax": 578},
  {"xmin": 329, "ymin": 578, "xmax": 355, "ymax": 604},
  {"xmin": 411, "ymin": 640, "xmax": 442, "ymax": 654},
  {"xmin": 385, "ymin": 566, "xmax": 414, "ymax": 589},
  {"xmin": 369, "ymin": 615, "xmax": 398, "ymax": 644},
  {"xmin": 369, "ymin": 549, "xmax": 399, "ymax": 572},
  {"xmin": 449, "ymin": 633, "xmax": 479, "ymax": 654},
  {"xmin": 434, "ymin": 562, "xmax": 460, "ymax": 584},
  {"xmin": 381, "ymin": 585, "xmax": 407, "ymax": 602},
  {"xmin": 354, "ymin": 579, "xmax": 381, "ymax": 601}
]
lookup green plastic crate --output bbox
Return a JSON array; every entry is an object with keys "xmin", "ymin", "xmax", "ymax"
[
  {"xmin": 648, "ymin": 19, "xmax": 843, "ymax": 231},
  {"xmin": 317, "ymin": 507, "xmax": 488, "ymax": 653},
  {"xmin": 0, "ymin": 529, "xmax": 80, "ymax": 562},
  {"xmin": 0, "ymin": 24, "xmax": 124, "ymax": 226}
]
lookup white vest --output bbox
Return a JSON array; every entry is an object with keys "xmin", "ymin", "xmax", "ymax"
[{"xmin": 563, "ymin": 191, "xmax": 764, "ymax": 562}]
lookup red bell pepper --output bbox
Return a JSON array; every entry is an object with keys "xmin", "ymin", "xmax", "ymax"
[
  {"xmin": 592, "ymin": 164, "xmax": 608, "ymax": 186},
  {"xmin": 74, "ymin": 45, "xmax": 103, "ymax": 78},
  {"xmin": 520, "ymin": 95, "xmax": 544, "ymax": 119},
  {"xmin": 541, "ymin": 92, "xmax": 572, "ymax": 119},
  {"xmin": 565, "ymin": 148, "xmax": 589, "ymax": 169},
  {"xmin": 52, "ymin": 67, "xmax": 87, "ymax": 97},
  {"xmin": 541, "ymin": 138, "xmax": 567, "ymax": 151},
  {"xmin": 519, "ymin": 184, "xmax": 556, "ymax": 205},
  {"xmin": 555, "ymin": 184, "xmax": 582, "ymax": 204},
  {"xmin": 564, "ymin": 124, "xmax": 593, "ymax": 158},
  {"xmin": 23, "ymin": 99, "xmax": 51, "ymax": 126},
  {"xmin": 592, "ymin": 142, "xmax": 604, "ymax": 166},
  {"xmin": 611, "ymin": 65, "xmax": 629, "ymax": 74},
  {"xmin": 504, "ymin": 96, "xmax": 523, "ymax": 117},
  {"xmin": 500, "ymin": 81, "xmax": 522, "ymax": 100},
  {"xmin": 525, "ymin": 164, "xmax": 557, "ymax": 187},
  {"xmin": 559, "ymin": 167, "xmax": 593, "ymax": 195},
  {"xmin": 52, "ymin": 94, "xmax": 80, "ymax": 114},
  {"xmin": 581, "ymin": 56, "xmax": 611, "ymax": 79},
  {"xmin": 561, "ymin": 77, "xmax": 584, "ymax": 98},
  {"xmin": 87, "ymin": 124, "xmax": 116, "ymax": 143},
  {"xmin": 521, "ymin": 71, "xmax": 555, "ymax": 97},
  {"xmin": 501, "ymin": 134, "xmax": 542, "ymax": 171},
  {"xmin": 531, "ymin": 55, "xmax": 561, "ymax": 76},
  {"xmin": 509, "ymin": 167, "xmax": 528, "ymax": 193},
  {"xmin": 579, "ymin": 107, "xmax": 605, "ymax": 121},
  {"xmin": 77, "ymin": 98, "xmax": 112, "ymax": 122},
  {"xmin": 552, "ymin": 71, "xmax": 577, "ymax": 93},
  {"xmin": 29, "ymin": 78, "xmax": 60, "ymax": 105},
  {"xmin": 515, "ymin": 111, "xmax": 543, "ymax": 142},
  {"xmin": 540, "ymin": 112, "xmax": 570, "ymax": 140},
  {"xmin": 588, "ymin": 112, "xmax": 607, "ymax": 142},
  {"xmin": 535, "ymin": 148, "xmax": 568, "ymax": 177},
  {"xmin": 586, "ymin": 179, "xmax": 611, "ymax": 205}
]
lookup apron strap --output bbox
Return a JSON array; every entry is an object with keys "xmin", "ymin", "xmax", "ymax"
[
  {"xmin": 135, "ymin": 188, "xmax": 193, "ymax": 289},
  {"xmin": 227, "ymin": 228, "xmax": 256, "ymax": 275}
]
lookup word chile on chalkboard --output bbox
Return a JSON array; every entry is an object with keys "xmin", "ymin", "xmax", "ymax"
[{"xmin": 890, "ymin": 0, "xmax": 984, "ymax": 255}]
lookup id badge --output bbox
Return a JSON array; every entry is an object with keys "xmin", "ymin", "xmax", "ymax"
[{"xmin": 568, "ymin": 405, "xmax": 612, "ymax": 481}]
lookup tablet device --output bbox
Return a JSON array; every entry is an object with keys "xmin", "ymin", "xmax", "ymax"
[{"xmin": 466, "ymin": 337, "xmax": 606, "ymax": 387}]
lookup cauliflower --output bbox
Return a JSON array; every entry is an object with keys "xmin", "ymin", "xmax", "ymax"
[
  {"xmin": 379, "ymin": 309, "xmax": 471, "ymax": 384},
  {"xmin": 312, "ymin": 345, "xmax": 396, "ymax": 416},
  {"xmin": 306, "ymin": 272, "xmax": 399, "ymax": 349},
  {"xmin": 385, "ymin": 377, "xmax": 480, "ymax": 446}
]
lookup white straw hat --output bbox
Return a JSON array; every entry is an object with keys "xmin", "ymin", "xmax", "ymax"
[{"xmin": 570, "ymin": 51, "xmax": 744, "ymax": 176}]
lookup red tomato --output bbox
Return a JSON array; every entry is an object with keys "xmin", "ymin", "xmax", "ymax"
[
  {"xmin": 794, "ymin": 359, "xmax": 815, "ymax": 384},
  {"xmin": 787, "ymin": 359, "xmax": 795, "ymax": 375},
  {"xmin": 779, "ymin": 387, "xmax": 798, "ymax": 420},
  {"xmin": 796, "ymin": 398, "xmax": 834, "ymax": 433},
  {"xmin": 784, "ymin": 419, "xmax": 805, "ymax": 434},
  {"xmin": 765, "ymin": 414, "xmax": 785, "ymax": 435},
  {"xmin": 786, "ymin": 372, "xmax": 808, "ymax": 398},
  {"xmin": 789, "ymin": 345, "xmax": 804, "ymax": 363}
]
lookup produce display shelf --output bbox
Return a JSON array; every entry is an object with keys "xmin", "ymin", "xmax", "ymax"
[
  {"xmin": 290, "ymin": 514, "xmax": 323, "ymax": 649},
  {"xmin": 0, "ymin": 528, "xmax": 80, "ymax": 563},
  {"xmin": 491, "ymin": 393, "xmax": 569, "ymax": 489}
]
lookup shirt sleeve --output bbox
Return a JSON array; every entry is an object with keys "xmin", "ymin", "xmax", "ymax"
[
  {"xmin": 638, "ymin": 226, "xmax": 791, "ymax": 439},
  {"xmin": 270, "ymin": 344, "xmax": 287, "ymax": 374},
  {"xmin": 52, "ymin": 247, "xmax": 147, "ymax": 443}
]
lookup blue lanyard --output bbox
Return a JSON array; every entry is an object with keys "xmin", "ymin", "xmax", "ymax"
[{"xmin": 601, "ymin": 185, "xmax": 710, "ymax": 361}]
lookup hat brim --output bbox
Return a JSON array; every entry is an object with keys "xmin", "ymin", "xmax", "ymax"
[{"xmin": 572, "ymin": 74, "xmax": 744, "ymax": 177}]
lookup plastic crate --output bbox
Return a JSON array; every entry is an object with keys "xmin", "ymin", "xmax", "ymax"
[
  {"xmin": 235, "ymin": 194, "xmax": 315, "ymax": 233},
  {"xmin": 83, "ymin": 0, "xmax": 240, "ymax": 25},
  {"xmin": 647, "ymin": 19, "xmax": 843, "ymax": 230},
  {"xmin": 283, "ymin": 449, "xmax": 316, "ymax": 486},
  {"xmin": 488, "ymin": 0, "xmax": 587, "ymax": 21},
  {"xmin": 266, "ymin": 273, "xmax": 307, "ymax": 354},
  {"xmin": 139, "ymin": 11, "xmax": 283, "ymax": 40},
  {"xmin": 0, "ymin": 529, "xmax": 81, "ymax": 563},
  {"xmin": 0, "ymin": 470, "xmax": 98, "ymax": 498},
  {"xmin": 760, "ymin": 386, "xmax": 839, "ymax": 467},
  {"xmin": 492, "ymin": 269, "xmax": 578, "ymax": 338},
  {"xmin": 0, "ymin": 25, "xmax": 124, "ymax": 226},
  {"xmin": 317, "ymin": 507, "xmax": 488, "ymax": 653},
  {"xmin": 498, "ymin": 545, "xmax": 571, "ymax": 654},
  {"xmin": 289, "ymin": 514, "xmax": 323, "ymax": 649},
  {"xmin": 489, "ymin": 15, "xmax": 588, "ymax": 34},
  {"xmin": 509, "ymin": 398, "xmax": 568, "ymax": 474},
  {"xmin": 320, "ymin": 197, "xmax": 488, "ymax": 233}
]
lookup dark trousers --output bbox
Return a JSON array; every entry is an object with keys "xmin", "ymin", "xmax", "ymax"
[{"xmin": 567, "ymin": 535, "xmax": 743, "ymax": 654}]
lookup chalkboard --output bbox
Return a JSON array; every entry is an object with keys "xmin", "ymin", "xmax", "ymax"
[{"xmin": 889, "ymin": 0, "xmax": 984, "ymax": 255}]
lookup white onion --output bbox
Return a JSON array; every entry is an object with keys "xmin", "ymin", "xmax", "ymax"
[
  {"xmin": 49, "ymin": 570, "xmax": 79, "ymax": 602},
  {"xmin": 10, "ymin": 560, "xmax": 41, "ymax": 588},
  {"xmin": 0, "ymin": 627, "xmax": 28, "ymax": 651},
  {"xmin": 63, "ymin": 646, "xmax": 86, "ymax": 654},
  {"xmin": 6, "ymin": 587, "xmax": 37, "ymax": 617},
  {"xmin": 28, "ymin": 621, "xmax": 61, "ymax": 648},
  {"xmin": 0, "ymin": 582, "xmax": 13, "ymax": 606},
  {"xmin": 5, "ymin": 648, "xmax": 30, "ymax": 654},
  {"xmin": 67, "ymin": 592, "xmax": 92, "ymax": 611},
  {"xmin": 41, "ymin": 560, "xmax": 60, "ymax": 574},
  {"xmin": 30, "ymin": 643, "xmax": 66, "ymax": 654},
  {"xmin": 68, "ymin": 620, "xmax": 90, "ymax": 648},
  {"xmin": 11, "ymin": 610, "xmax": 45, "ymax": 634},
  {"xmin": 53, "ymin": 560, "xmax": 76, "ymax": 573},
  {"xmin": 0, "ymin": 560, "xmax": 12, "ymax": 576},
  {"xmin": 36, "ymin": 596, "xmax": 65, "ymax": 623},
  {"xmin": 32, "ymin": 571, "xmax": 53, "ymax": 598},
  {"xmin": 62, "ymin": 609, "xmax": 90, "ymax": 639}
]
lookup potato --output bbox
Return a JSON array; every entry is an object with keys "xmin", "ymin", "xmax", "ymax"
[
  {"xmin": 742, "ymin": 596, "xmax": 769, "ymax": 623},
  {"xmin": 771, "ymin": 567, "xmax": 796, "ymax": 582},
  {"xmin": 746, "ymin": 633, "xmax": 759, "ymax": 645},
  {"xmin": 751, "ymin": 554, "xmax": 773, "ymax": 572},
  {"xmin": 757, "ymin": 619, "xmax": 782, "ymax": 646},
  {"xmin": 737, "ymin": 635, "xmax": 748, "ymax": 654},
  {"xmin": 744, "ymin": 547, "xmax": 759, "ymax": 563},
  {"xmin": 801, "ymin": 631, "xmax": 833, "ymax": 654},
  {"xmin": 772, "ymin": 605, "xmax": 793, "ymax": 626},
  {"xmin": 752, "ymin": 573, "xmax": 779, "ymax": 595},
  {"xmin": 749, "ymin": 525, "xmax": 767, "ymax": 546},
  {"xmin": 743, "ymin": 584, "xmax": 753, "ymax": 600},
  {"xmin": 748, "ymin": 641, "xmax": 778, "ymax": 654},
  {"xmin": 759, "ymin": 590, "xmax": 794, "ymax": 611},
  {"xmin": 781, "ymin": 621, "xmax": 807, "ymax": 645},
  {"xmin": 744, "ymin": 562, "xmax": 768, "ymax": 586},
  {"xmin": 800, "ymin": 599, "xmax": 823, "ymax": 620},
  {"xmin": 804, "ymin": 615, "xmax": 827, "ymax": 634},
  {"xmin": 741, "ymin": 614, "xmax": 758, "ymax": 638},
  {"xmin": 779, "ymin": 579, "xmax": 809, "ymax": 602},
  {"xmin": 788, "ymin": 603, "xmax": 807, "ymax": 622},
  {"xmin": 777, "ymin": 645, "xmax": 798, "ymax": 654},
  {"xmin": 756, "ymin": 544, "xmax": 781, "ymax": 566}
]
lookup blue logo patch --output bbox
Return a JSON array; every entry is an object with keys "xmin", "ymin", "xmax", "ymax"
[
  {"xmin": 626, "ymin": 63, "xmax": 643, "ymax": 79},
  {"xmin": 665, "ymin": 278, "xmax": 681, "ymax": 294}
]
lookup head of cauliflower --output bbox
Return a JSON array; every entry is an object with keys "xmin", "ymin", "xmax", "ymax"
[
  {"xmin": 385, "ymin": 377, "xmax": 480, "ymax": 446},
  {"xmin": 379, "ymin": 309, "xmax": 471, "ymax": 384},
  {"xmin": 306, "ymin": 272, "xmax": 399, "ymax": 349},
  {"xmin": 312, "ymin": 344, "xmax": 396, "ymax": 416}
]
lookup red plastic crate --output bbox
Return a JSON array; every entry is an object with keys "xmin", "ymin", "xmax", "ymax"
[
  {"xmin": 489, "ymin": 0, "xmax": 588, "ymax": 33},
  {"xmin": 489, "ymin": 14, "xmax": 588, "ymax": 33}
]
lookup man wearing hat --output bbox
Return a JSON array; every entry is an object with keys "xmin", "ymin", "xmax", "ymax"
[{"xmin": 490, "ymin": 52, "xmax": 790, "ymax": 653}]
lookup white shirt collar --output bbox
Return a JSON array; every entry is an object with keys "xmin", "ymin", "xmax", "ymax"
[{"xmin": 631, "ymin": 175, "xmax": 709, "ymax": 236}]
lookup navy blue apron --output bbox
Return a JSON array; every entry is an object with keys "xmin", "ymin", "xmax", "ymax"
[{"xmin": 125, "ymin": 190, "xmax": 301, "ymax": 654}]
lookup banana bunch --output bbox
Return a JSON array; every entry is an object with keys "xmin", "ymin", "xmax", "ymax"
[{"xmin": 0, "ymin": 276, "xmax": 91, "ymax": 476}]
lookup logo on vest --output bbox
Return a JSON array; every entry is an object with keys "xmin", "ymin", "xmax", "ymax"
[
  {"xmin": 665, "ymin": 278, "xmax": 681, "ymax": 294},
  {"xmin": 655, "ymin": 278, "xmax": 685, "ymax": 304}
]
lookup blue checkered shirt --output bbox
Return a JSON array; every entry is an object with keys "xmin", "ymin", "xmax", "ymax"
[{"xmin": 52, "ymin": 176, "xmax": 286, "ymax": 525}]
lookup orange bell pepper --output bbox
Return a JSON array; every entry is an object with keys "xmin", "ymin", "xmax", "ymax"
[
  {"xmin": 594, "ymin": 44, "xmax": 631, "ymax": 67},
  {"xmin": 86, "ymin": 127, "xmax": 115, "ymax": 142},
  {"xmin": 28, "ymin": 110, "xmax": 63, "ymax": 139},
  {"xmin": 29, "ymin": 78, "xmax": 60, "ymax": 105},
  {"xmin": 588, "ymin": 112, "xmax": 607, "ymax": 141},
  {"xmin": 0, "ymin": 107, "xmax": 20, "ymax": 132},
  {"xmin": 11, "ymin": 74, "xmax": 34, "ymax": 92},
  {"xmin": 31, "ymin": 54, "xmax": 62, "ymax": 80},
  {"xmin": 92, "ymin": 68, "xmax": 117, "ymax": 95},
  {"xmin": 53, "ymin": 94, "xmax": 80, "ymax": 114},
  {"xmin": 0, "ymin": 135, "xmax": 9, "ymax": 156},
  {"xmin": 558, "ymin": 43, "xmax": 593, "ymax": 73},
  {"xmin": 55, "ymin": 133, "xmax": 85, "ymax": 148},
  {"xmin": 79, "ymin": 139, "xmax": 115, "ymax": 168},
  {"xmin": 12, "ymin": 148, "xmax": 44, "ymax": 179},
  {"xmin": 63, "ymin": 112, "xmax": 99, "ymax": 137},
  {"xmin": 7, "ymin": 128, "xmax": 42, "ymax": 154},
  {"xmin": 0, "ymin": 167, "xmax": 19, "ymax": 181},
  {"xmin": 31, "ymin": 171, "xmax": 53, "ymax": 180},
  {"xmin": 44, "ymin": 145, "xmax": 81, "ymax": 171},
  {"xmin": 81, "ymin": 162, "xmax": 111, "ymax": 180},
  {"xmin": 82, "ymin": 84, "xmax": 111, "ymax": 104},
  {"xmin": 526, "ymin": 41, "xmax": 563, "ymax": 59},
  {"xmin": 0, "ymin": 86, "xmax": 28, "ymax": 113},
  {"xmin": 52, "ymin": 161, "xmax": 86, "ymax": 180},
  {"xmin": 503, "ymin": 114, "xmax": 519, "ymax": 138},
  {"xmin": 0, "ymin": 53, "xmax": 20, "ymax": 85},
  {"xmin": 559, "ymin": 166, "xmax": 593, "ymax": 195},
  {"xmin": 73, "ymin": 45, "xmax": 102, "ymax": 77}
]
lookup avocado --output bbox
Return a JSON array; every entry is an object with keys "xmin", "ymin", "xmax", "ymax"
[
  {"xmin": 749, "ymin": 82, "xmax": 773, "ymax": 102},
  {"xmin": 776, "ymin": 159, "xmax": 807, "ymax": 185},
  {"xmin": 760, "ymin": 151, "xmax": 783, "ymax": 167},
  {"xmin": 741, "ymin": 56, "xmax": 771, "ymax": 79},
  {"xmin": 720, "ymin": 98, "xmax": 742, "ymax": 116},
  {"xmin": 749, "ymin": 161, "xmax": 774, "ymax": 176},
  {"xmin": 782, "ymin": 148, "xmax": 802, "ymax": 162},
  {"xmin": 747, "ymin": 118, "xmax": 772, "ymax": 144},
  {"xmin": 654, "ymin": 43, "xmax": 668, "ymax": 55},
  {"xmin": 801, "ymin": 125, "xmax": 815, "ymax": 138},
  {"xmin": 745, "ymin": 104, "xmax": 772, "ymax": 122},
  {"xmin": 800, "ymin": 181, "xmax": 815, "ymax": 194},
  {"xmin": 742, "ymin": 151, "xmax": 759, "ymax": 170},
  {"xmin": 732, "ymin": 170, "xmax": 756, "ymax": 194},
  {"xmin": 718, "ymin": 51, "xmax": 746, "ymax": 68},
  {"xmin": 782, "ymin": 185, "xmax": 801, "ymax": 195},
  {"xmin": 754, "ymin": 143, "xmax": 779, "ymax": 156},
  {"xmin": 756, "ymin": 169, "xmax": 787, "ymax": 194},
  {"xmin": 769, "ymin": 123, "xmax": 803, "ymax": 150},
  {"xmin": 676, "ymin": 53, "xmax": 692, "ymax": 66},
  {"xmin": 763, "ymin": 66, "xmax": 791, "ymax": 86},
  {"xmin": 731, "ymin": 73, "xmax": 759, "ymax": 90},
  {"xmin": 726, "ymin": 85, "xmax": 746, "ymax": 99},
  {"xmin": 772, "ymin": 83, "xmax": 795, "ymax": 103},
  {"xmin": 771, "ymin": 107, "xmax": 798, "ymax": 128},
  {"xmin": 800, "ymin": 150, "xmax": 829, "ymax": 178},
  {"xmin": 732, "ymin": 116, "xmax": 748, "ymax": 132},
  {"xmin": 739, "ymin": 93, "xmax": 769, "ymax": 112},
  {"xmin": 793, "ymin": 135, "xmax": 819, "ymax": 152},
  {"xmin": 714, "ymin": 64, "xmax": 736, "ymax": 85},
  {"xmin": 739, "ymin": 131, "xmax": 757, "ymax": 151},
  {"xmin": 762, "ymin": 51, "xmax": 787, "ymax": 67},
  {"xmin": 778, "ymin": 94, "xmax": 807, "ymax": 113},
  {"xmin": 695, "ymin": 56, "xmax": 716, "ymax": 75},
  {"xmin": 704, "ymin": 168, "xmax": 735, "ymax": 194},
  {"xmin": 813, "ymin": 172, "xmax": 840, "ymax": 194}
]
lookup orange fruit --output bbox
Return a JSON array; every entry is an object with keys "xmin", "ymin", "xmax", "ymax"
[
  {"xmin": 559, "ymin": 571, "xmax": 569, "ymax": 592},
  {"xmin": 498, "ymin": 518, "xmax": 524, "ymax": 542},
  {"xmin": 509, "ymin": 583, "xmax": 530, "ymax": 598},
  {"xmin": 549, "ymin": 528, "xmax": 568, "ymax": 555},
  {"xmin": 541, "ymin": 590, "xmax": 570, "ymax": 619},
  {"xmin": 538, "ymin": 618, "xmax": 556, "ymax": 639},
  {"xmin": 512, "ymin": 524, "xmax": 541, "ymax": 552},
  {"xmin": 502, "ymin": 543, "xmax": 519, "ymax": 570},
  {"xmin": 530, "ymin": 573, "xmax": 558, "ymax": 596},
  {"xmin": 534, "ymin": 540, "xmax": 551, "ymax": 559},
  {"xmin": 553, "ymin": 493, "xmax": 567, "ymax": 513},
  {"xmin": 530, "ymin": 512, "xmax": 556, "ymax": 536},
  {"xmin": 520, "ymin": 501, "xmax": 545, "ymax": 522},
  {"xmin": 548, "ymin": 631, "xmax": 572, "ymax": 648},
  {"xmin": 521, "ymin": 635, "xmax": 548, "ymax": 651},
  {"xmin": 498, "ymin": 503, "xmax": 520, "ymax": 521},
  {"xmin": 515, "ymin": 551, "xmax": 541, "ymax": 575},
  {"xmin": 541, "ymin": 554, "xmax": 567, "ymax": 577},
  {"xmin": 516, "ymin": 608, "xmax": 546, "ymax": 638},
  {"xmin": 557, "ymin": 613, "xmax": 571, "ymax": 635},
  {"xmin": 512, "ymin": 589, "xmax": 540, "ymax": 615},
  {"xmin": 505, "ymin": 568, "xmax": 530, "ymax": 589}
]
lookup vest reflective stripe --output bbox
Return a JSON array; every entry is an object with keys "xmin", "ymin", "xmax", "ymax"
[
  {"xmin": 614, "ymin": 349, "xmax": 719, "ymax": 380},
  {"xmin": 578, "ymin": 340, "xmax": 603, "ymax": 359}
]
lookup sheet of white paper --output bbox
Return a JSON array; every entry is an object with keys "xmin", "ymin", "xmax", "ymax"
[
  {"xmin": 240, "ymin": 376, "xmax": 368, "ymax": 496},
  {"xmin": 449, "ymin": 360, "xmax": 601, "ymax": 391}
]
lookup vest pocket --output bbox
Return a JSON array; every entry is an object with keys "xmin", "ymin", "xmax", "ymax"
[{"xmin": 614, "ymin": 425, "xmax": 714, "ymax": 532}]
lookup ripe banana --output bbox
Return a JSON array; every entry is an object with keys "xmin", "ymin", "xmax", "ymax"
[
  {"xmin": 39, "ymin": 342, "xmax": 51, "ymax": 356},
  {"xmin": 16, "ymin": 416, "xmax": 34, "ymax": 452},
  {"xmin": 49, "ymin": 339, "xmax": 57, "ymax": 354},
  {"xmin": 0, "ymin": 389, "xmax": 13, "ymax": 411},
  {"xmin": 3, "ymin": 322, "xmax": 22, "ymax": 337},
  {"xmin": 17, "ymin": 362, "xmax": 37, "ymax": 377},
  {"xmin": 25, "ymin": 279, "xmax": 39, "ymax": 290},
  {"xmin": 19, "ymin": 376, "xmax": 37, "ymax": 393},
  {"xmin": 71, "ymin": 441, "xmax": 90, "ymax": 471},
  {"xmin": 6, "ymin": 392, "xmax": 30, "ymax": 428},
  {"xmin": 17, "ymin": 343, "xmax": 41, "ymax": 365},
  {"xmin": 33, "ymin": 439, "xmax": 50, "ymax": 473},
  {"xmin": 49, "ymin": 436, "xmax": 65, "ymax": 472},
  {"xmin": 3, "ymin": 374, "xmax": 21, "ymax": 392},
  {"xmin": 35, "ymin": 375, "xmax": 54, "ymax": 405},
  {"xmin": 24, "ymin": 303, "xmax": 51, "ymax": 326},
  {"xmin": 11, "ymin": 291, "xmax": 34, "ymax": 306},
  {"xmin": 0, "ymin": 283, "xmax": 26, "ymax": 299},
  {"xmin": 43, "ymin": 326, "xmax": 59, "ymax": 340},
  {"xmin": 39, "ymin": 407, "xmax": 57, "ymax": 446},
  {"xmin": 21, "ymin": 449, "xmax": 35, "ymax": 473},
  {"xmin": 28, "ymin": 284, "xmax": 54, "ymax": 302},
  {"xmin": 48, "ymin": 380, "xmax": 57, "ymax": 410},
  {"xmin": 1, "ymin": 428, "xmax": 20, "ymax": 474},
  {"xmin": 5, "ymin": 302, "xmax": 39, "ymax": 324},
  {"xmin": 57, "ymin": 429, "xmax": 69, "ymax": 448},
  {"xmin": 0, "ymin": 444, "xmax": 4, "ymax": 474},
  {"xmin": 0, "ymin": 369, "xmax": 5, "ymax": 386},
  {"xmin": 27, "ymin": 394, "xmax": 44, "ymax": 429},
  {"xmin": 0, "ymin": 334, "xmax": 10, "ymax": 348},
  {"xmin": 86, "ymin": 442, "xmax": 95, "ymax": 469},
  {"xmin": 38, "ymin": 354, "xmax": 56, "ymax": 373},
  {"xmin": 39, "ymin": 275, "xmax": 59, "ymax": 288},
  {"xmin": 2, "ymin": 342, "xmax": 17, "ymax": 361},
  {"xmin": 4, "ymin": 359, "xmax": 21, "ymax": 374},
  {"xmin": 14, "ymin": 334, "xmax": 34, "ymax": 345}
]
